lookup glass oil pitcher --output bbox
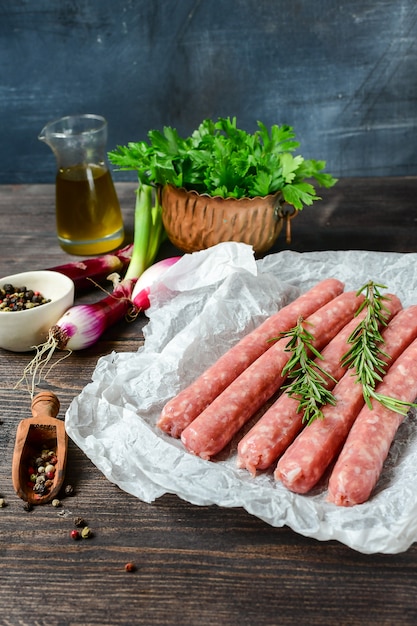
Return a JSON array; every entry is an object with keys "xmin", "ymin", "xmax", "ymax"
[{"xmin": 39, "ymin": 114, "xmax": 124, "ymax": 256}]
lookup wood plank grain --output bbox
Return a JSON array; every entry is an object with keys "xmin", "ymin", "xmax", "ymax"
[{"xmin": 1, "ymin": 181, "xmax": 417, "ymax": 625}]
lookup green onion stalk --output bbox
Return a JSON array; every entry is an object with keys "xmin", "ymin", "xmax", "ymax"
[{"xmin": 125, "ymin": 182, "xmax": 167, "ymax": 279}]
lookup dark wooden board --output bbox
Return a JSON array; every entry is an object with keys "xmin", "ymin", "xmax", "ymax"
[{"xmin": 1, "ymin": 180, "xmax": 417, "ymax": 625}]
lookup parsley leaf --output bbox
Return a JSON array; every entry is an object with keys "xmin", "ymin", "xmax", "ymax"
[{"xmin": 108, "ymin": 117, "xmax": 337, "ymax": 209}]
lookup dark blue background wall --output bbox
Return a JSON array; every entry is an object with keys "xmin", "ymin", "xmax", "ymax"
[{"xmin": 1, "ymin": 0, "xmax": 416, "ymax": 184}]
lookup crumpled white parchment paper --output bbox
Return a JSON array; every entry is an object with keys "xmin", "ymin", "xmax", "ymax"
[{"xmin": 65, "ymin": 242, "xmax": 417, "ymax": 554}]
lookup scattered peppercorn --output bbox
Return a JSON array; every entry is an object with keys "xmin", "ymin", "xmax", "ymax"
[
  {"xmin": 64, "ymin": 484, "xmax": 74, "ymax": 496},
  {"xmin": 125, "ymin": 562, "xmax": 137, "ymax": 573},
  {"xmin": 0, "ymin": 498, "xmax": 5, "ymax": 508},
  {"xmin": 70, "ymin": 529, "xmax": 80, "ymax": 540},
  {"xmin": 74, "ymin": 516, "xmax": 86, "ymax": 528},
  {"xmin": 51, "ymin": 499, "xmax": 61, "ymax": 508},
  {"xmin": 0, "ymin": 284, "xmax": 51, "ymax": 312},
  {"xmin": 81, "ymin": 526, "xmax": 92, "ymax": 539},
  {"xmin": 23, "ymin": 502, "xmax": 34, "ymax": 512}
]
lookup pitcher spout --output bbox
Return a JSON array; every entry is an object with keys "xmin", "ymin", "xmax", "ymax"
[
  {"xmin": 38, "ymin": 117, "xmax": 70, "ymax": 160},
  {"xmin": 38, "ymin": 123, "xmax": 51, "ymax": 145},
  {"xmin": 38, "ymin": 124, "xmax": 54, "ymax": 151},
  {"xmin": 38, "ymin": 114, "xmax": 109, "ymax": 169}
]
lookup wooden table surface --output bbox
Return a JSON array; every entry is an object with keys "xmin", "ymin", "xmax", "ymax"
[{"xmin": 1, "ymin": 178, "xmax": 417, "ymax": 626}]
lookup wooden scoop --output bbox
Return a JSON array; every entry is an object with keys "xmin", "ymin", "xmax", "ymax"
[{"xmin": 12, "ymin": 391, "xmax": 68, "ymax": 505}]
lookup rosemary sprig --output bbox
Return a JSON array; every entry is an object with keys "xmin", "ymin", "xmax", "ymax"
[
  {"xmin": 341, "ymin": 282, "xmax": 390, "ymax": 405},
  {"xmin": 368, "ymin": 389, "xmax": 417, "ymax": 416},
  {"xmin": 279, "ymin": 318, "xmax": 337, "ymax": 425},
  {"xmin": 342, "ymin": 281, "xmax": 417, "ymax": 416}
]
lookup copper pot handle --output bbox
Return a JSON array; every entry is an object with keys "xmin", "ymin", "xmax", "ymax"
[{"xmin": 276, "ymin": 205, "xmax": 298, "ymax": 244}]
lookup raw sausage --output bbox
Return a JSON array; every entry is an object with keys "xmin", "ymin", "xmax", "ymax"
[
  {"xmin": 157, "ymin": 278, "xmax": 344, "ymax": 438},
  {"xmin": 181, "ymin": 290, "xmax": 363, "ymax": 460},
  {"xmin": 275, "ymin": 304, "xmax": 417, "ymax": 494},
  {"xmin": 327, "ymin": 333, "xmax": 417, "ymax": 506},
  {"xmin": 237, "ymin": 294, "xmax": 402, "ymax": 475}
]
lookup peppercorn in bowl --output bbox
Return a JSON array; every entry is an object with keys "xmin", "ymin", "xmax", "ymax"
[{"xmin": 0, "ymin": 270, "xmax": 74, "ymax": 352}]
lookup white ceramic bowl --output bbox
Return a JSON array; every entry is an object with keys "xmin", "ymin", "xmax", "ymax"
[{"xmin": 0, "ymin": 270, "xmax": 74, "ymax": 352}]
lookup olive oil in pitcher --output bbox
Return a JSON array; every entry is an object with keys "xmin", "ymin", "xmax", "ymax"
[
  {"xmin": 55, "ymin": 163, "xmax": 124, "ymax": 255},
  {"xmin": 39, "ymin": 114, "xmax": 124, "ymax": 256}
]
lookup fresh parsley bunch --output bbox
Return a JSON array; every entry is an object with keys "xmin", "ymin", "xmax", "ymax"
[{"xmin": 109, "ymin": 117, "xmax": 337, "ymax": 210}]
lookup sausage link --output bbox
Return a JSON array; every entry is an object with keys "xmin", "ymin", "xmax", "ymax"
[
  {"xmin": 237, "ymin": 294, "xmax": 402, "ymax": 475},
  {"xmin": 275, "ymin": 304, "xmax": 417, "ymax": 495},
  {"xmin": 327, "ymin": 332, "xmax": 417, "ymax": 506},
  {"xmin": 181, "ymin": 290, "xmax": 363, "ymax": 460},
  {"xmin": 157, "ymin": 278, "xmax": 344, "ymax": 438}
]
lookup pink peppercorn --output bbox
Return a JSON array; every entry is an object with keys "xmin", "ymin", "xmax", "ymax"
[{"xmin": 125, "ymin": 562, "xmax": 136, "ymax": 572}]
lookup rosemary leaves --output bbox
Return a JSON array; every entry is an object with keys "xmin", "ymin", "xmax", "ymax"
[
  {"xmin": 341, "ymin": 281, "xmax": 417, "ymax": 415},
  {"xmin": 280, "ymin": 318, "xmax": 337, "ymax": 425},
  {"xmin": 280, "ymin": 281, "xmax": 417, "ymax": 424}
]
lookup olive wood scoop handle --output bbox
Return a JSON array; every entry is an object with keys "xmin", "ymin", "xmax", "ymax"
[{"xmin": 12, "ymin": 391, "xmax": 68, "ymax": 505}]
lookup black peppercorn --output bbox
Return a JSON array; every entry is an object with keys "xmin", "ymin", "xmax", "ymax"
[{"xmin": 0, "ymin": 283, "xmax": 50, "ymax": 312}]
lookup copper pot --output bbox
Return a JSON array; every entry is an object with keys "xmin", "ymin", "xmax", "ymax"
[{"xmin": 160, "ymin": 185, "xmax": 295, "ymax": 255}]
